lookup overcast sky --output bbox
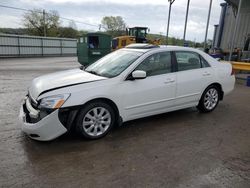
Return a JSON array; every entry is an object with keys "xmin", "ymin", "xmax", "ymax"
[{"xmin": 0, "ymin": 0, "xmax": 225, "ymax": 42}]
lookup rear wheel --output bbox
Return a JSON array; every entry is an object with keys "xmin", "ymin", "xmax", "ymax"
[
  {"xmin": 76, "ymin": 101, "xmax": 115, "ymax": 139},
  {"xmin": 197, "ymin": 85, "xmax": 220, "ymax": 113}
]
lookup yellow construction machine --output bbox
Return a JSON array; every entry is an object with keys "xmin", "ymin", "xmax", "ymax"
[{"xmin": 111, "ymin": 27, "xmax": 161, "ymax": 50}]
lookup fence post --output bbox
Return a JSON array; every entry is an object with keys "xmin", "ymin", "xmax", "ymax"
[
  {"xmin": 41, "ymin": 37, "xmax": 43, "ymax": 57},
  {"xmin": 61, "ymin": 39, "xmax": 63, "ymax": 56},
  {"xmin": 17, "ymin": 35, "xmax": 20, "ymax": 57}
]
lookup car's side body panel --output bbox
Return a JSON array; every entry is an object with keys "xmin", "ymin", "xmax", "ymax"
[
  {"xmin": 20, "ymin": 46, "xmax": 235, "ymax": 141},
  {"xmin": 37, "ymin": 47, "xmax": 235, "ymax": 123},
  {"xmin": 214, "ymin": 63, "xmax": 235, "ymax": 95},
  {"xmin": 175, "ymin": 67, "xmax": 215, "ymax": 107}
]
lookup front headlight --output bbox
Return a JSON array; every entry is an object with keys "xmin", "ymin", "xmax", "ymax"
[{"xmin": 39, "ymin": 94, "xmax": 70, "ymax": 109}]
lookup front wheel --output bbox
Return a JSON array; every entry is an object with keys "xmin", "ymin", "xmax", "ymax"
[
  {"xmin": 197, "ymin": 86, "xmax": 220, "ymax": 113},
  {"xmin": 76, "ymin": 101, "xmax": 115, "ymax": 139}
]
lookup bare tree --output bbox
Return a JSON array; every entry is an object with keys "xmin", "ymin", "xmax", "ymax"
[
  {"xmin": 23, "ymin": 9, "xmax": 60, "ymax": 37},
  {"xmin": 101, "ymin": 16, "xmax": 126, "ymax": 37}
]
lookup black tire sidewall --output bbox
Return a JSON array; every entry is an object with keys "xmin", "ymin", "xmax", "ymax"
[{"xmin": 76, "ymin": 101, "xmax": 115, "ymax": 139}]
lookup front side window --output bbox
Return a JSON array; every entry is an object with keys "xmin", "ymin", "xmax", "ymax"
[
  {"xmin": 135, "ymin": 52, "xmax": 172, "ymax": 77},
  {"xmin": 176, "ymin": 51, "xmax": 201, "ymax": 71}
]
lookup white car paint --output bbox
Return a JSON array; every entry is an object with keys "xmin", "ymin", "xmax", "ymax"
[
  {"xmin": 19, "ymin": 46, "xmax": 235, "ymax": 141},
  {"xmin": 19, "ymin": 107, "xmax": 67, "ymax": 141},
  {"xmin": 119, "ymin": 72, "xmax": 176, "ymax": 119},
  {"xmin": 29, "ymin": 68, "xmax": 107, "ymax": 100}
]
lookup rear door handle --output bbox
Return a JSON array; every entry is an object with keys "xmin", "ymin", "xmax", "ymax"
[
  {"xmin": 202, "ymin": 72, "xmax": 211, "ymax": 76},
  {"xmin": 164, "ymin": 78, "xmax": 175, "ymax": 84}
]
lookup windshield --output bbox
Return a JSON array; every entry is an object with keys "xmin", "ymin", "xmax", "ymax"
[{"xmin": 85, "ymin": 50, "xmax": 142, "ymax": 78}]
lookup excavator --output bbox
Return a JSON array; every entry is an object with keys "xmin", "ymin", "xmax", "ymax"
[{"xmin": 111, "ymin": 27, "xmax": 161, "ymax": 50}]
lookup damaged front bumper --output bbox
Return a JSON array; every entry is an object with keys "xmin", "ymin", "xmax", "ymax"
[{"xmin": 19, "ymin": 96, "xmax": 67, "ymax": 141}]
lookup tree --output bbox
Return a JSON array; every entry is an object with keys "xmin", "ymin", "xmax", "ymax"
[
  {"xmin": 101, "ymin": 16, "xmax": 126, "ymax": 37},
  {"xmin": 58, "ymin": 21, "xmax": 78, "ymax": 38},
  {"xmin": 0, "ymin": 28, "xmax": 27, "ymax": 35},
  {"xmin": 59, "ymin": 27, "xmax": 78, "ymax": 38},
  {"xmin": 23, "ymin": 9, "xmax": 60, "ymax": 37},
  {"xmin": 77, "ymin": 30, "xmax": 88, "ymax": 37}
]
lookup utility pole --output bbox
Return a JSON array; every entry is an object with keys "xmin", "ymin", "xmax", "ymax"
[
  {"xmin": 183, "ymin": 0, "xmax": 190, "ymax": 44},
  {"xmin": 203, "ymin": 0, "xmax": 213, "ymax": 51},
  {"xmin": 43, "ymin": 9, "xmax": 46, "ymax": 37},
  {"xmin": 166, "ymin": 0, "xmax": 175, "ymax": 44},
  {"xmin": 229, "ymin": 0, "xmax": 243, "ymax": 61}
]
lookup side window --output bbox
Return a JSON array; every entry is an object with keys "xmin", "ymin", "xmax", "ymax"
[
  {"xmin": 176, "ymin": 51, "xmax": 201, "ymax": 71},
  {"xmin": 135, "ymin": 52, "xmax": 172, "ymax": 76},
  {"xmin": 88, "ymin": 36, "xmax": 99, "ymax": 48},
  {"xmin": 200, "ymin": 56, "xmax": 210, "ymax": 68}
]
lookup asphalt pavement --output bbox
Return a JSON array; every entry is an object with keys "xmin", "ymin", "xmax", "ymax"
[{"xmin": 0, "ymin": 57, "xmax": 250, "ymax": 188}]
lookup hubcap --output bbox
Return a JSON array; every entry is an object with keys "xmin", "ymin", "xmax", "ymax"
[
  {"xmin": 82, "ymin": 107, "xmax": 111, "ymax": 137},
  {"xmin": 204, "ymin": 88, "xmax": 218, "ymax": 110}
]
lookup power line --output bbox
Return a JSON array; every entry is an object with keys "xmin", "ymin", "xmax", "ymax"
[
  {"xmin": 0, "ymin": 4, "xmax": 31, "ymax": 12},
  {"xmin": 59, "ymin": 16, "xmax": 98, "ymax": 27},
  {"xmin": 0, "ymin": 4, "xmax": 99, "ymax": 28}
]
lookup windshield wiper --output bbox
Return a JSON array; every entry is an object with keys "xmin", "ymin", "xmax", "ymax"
[{"xmin": 86, "ymin": 70, "xmax": 101, "ymax": 76}]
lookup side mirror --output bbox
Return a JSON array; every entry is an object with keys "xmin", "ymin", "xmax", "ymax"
[{"xmin": 131, "ymin": 70, "xmax": 146, "ymax": 79}]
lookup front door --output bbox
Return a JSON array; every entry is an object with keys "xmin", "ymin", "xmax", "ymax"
[{"xmin": 120, "ymin": 51, "xmax": 176, "ymax": 121}]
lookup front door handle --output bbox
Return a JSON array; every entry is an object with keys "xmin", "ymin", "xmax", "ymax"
[{"xmin": 164, "ymin": 78, "xmax": 175, "ymax": 84}]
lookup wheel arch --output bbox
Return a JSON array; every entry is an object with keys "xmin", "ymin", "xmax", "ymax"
[
  {"xmin": 197, "ymin": 82, "xmax": 223, "ymax": 113},
  {"xmin": 83, "ymin": 97, "xmax": 120, "ymax": 120},
  {"xmin": 204, "ymin": 82, "xmax": 224, "ymax": 100},
  {"xmin": 59, "ymin": 97, "xmax": 122, "ymax": 131}
]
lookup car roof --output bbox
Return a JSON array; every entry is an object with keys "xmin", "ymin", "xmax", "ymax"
[
  {"xmin": 125, "ymin": 43, "xmax": 160, "ymax": 50},
  {"xmin": 122, "ymin": 44, "xmax": 206, "ymax": 54},
  {"xmin": 121, "ymin": 44, "xmax": 219, "ymax": 66}
]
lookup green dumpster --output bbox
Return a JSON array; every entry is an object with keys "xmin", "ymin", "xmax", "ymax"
[{"xmin": 77, "ymin": 33, "xmax": 111, "ymax": 66}]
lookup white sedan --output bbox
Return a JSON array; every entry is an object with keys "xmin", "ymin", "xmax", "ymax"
[{"xmin": 19, "ymin": 44, "xmax": 235, "ymax": 141}]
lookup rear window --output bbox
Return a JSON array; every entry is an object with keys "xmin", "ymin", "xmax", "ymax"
[
  {"xmin": 200, "ymin": 56, "xmax": 210, "ymax": 68},
  {"xmin": 175, "ymin": 51, "xmax": 201, "ymax": 71}
]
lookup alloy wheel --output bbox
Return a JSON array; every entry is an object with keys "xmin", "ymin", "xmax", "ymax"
[
  {"xmin": 82, "ymin": 107, "xmax": 111, "ymax": 137},
  {"xmin": 204, "ymin": 88, "xmax": 219, "ymax": 110}
]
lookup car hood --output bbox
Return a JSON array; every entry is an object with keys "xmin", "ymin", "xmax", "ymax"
[{"xmin": 29, "ymin": 68, "xmax": 107, "ymax": 100}]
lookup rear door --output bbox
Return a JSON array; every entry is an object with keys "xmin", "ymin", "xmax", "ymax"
[{"xmin": 174, "ymin": 51, "xmax": 214, "ymax": 106}]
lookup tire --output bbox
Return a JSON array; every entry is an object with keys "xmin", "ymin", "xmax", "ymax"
[
  {"xmin": 76, "ymin": 101, "xmax": 115, "ymax": 139},
  {"xmin": 197, "ymin": 85, "xmax": 220, "ymax": 113}
]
